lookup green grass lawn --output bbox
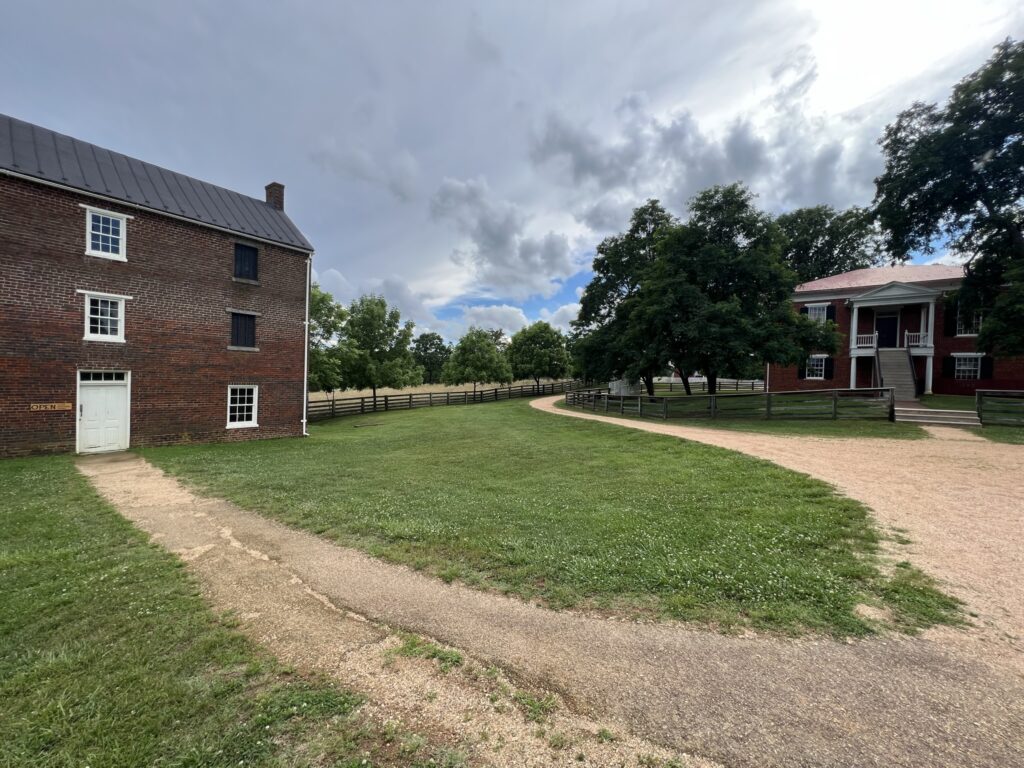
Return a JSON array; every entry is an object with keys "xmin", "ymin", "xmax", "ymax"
[
  {"xmin": 975, "ymin": 425, "xmax": 1024, "ymax": 444},
  {"xmin": 919, "ymin": 394, "xmax": 977, "ymax": 410},
  {"xmin": 556, "ymin": 400, "xmax": 926, "ymax": 439},
  {"xmin": 0, "ymin": 457, "xmax": 442, "ymax": 767},
  {"xmin": 143, "ymin": 400, "xmax": 958, "ymax": 636}
]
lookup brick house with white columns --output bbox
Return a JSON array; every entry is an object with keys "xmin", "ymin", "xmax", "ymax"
[{"xmin": 768, "ymin": 265, "xmax": 1024, "ymax": 399}]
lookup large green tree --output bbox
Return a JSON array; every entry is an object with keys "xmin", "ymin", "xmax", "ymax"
[
  {"xmin": 411, "ymin": 332, "xmax": 451, "ymax": 384},
  {"xmin": 776, "ymin": 205, "xmax": 883, "ymax": 283},
  {"xmin": 307, "ymin": 283, "xmax": 348, "ymax": 393},
  {"xmin": 874, "ymin": 38, "xmax": 1024, "ymax": 354},
  {"xmin": 573, "ymin": 199, "xmax": 676, "ymax": 394},
  {"xmin": 338, "ymin": 295, "xmax": 422, "ymax": 404},
  {"xmin": 507, "ymin": 321, "xmax": 570, "ymax": 386},
  {"xmin": 441, "ymin": 327, "xmax": 513, "ymax": 393},
  {"xmin": 636, "ymin": 184, "xmax": 839, "ymax": 394}
]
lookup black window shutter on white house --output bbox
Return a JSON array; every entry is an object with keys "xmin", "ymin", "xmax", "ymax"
[
  {"xmin": 231, "ymin": 313, "xmax": 256, "ymax": 348},
  {"xmin": 980, "ymin": 357, "xmax": 994, "ymax": 379},
  {"xmin": 234, "ymin": 244, "xmax": 258, "ymax": 280}
]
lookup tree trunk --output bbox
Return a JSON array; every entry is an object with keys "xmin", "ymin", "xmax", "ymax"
[
  {"xmin": 682, "ymin": 376, "xmax": 692, "ymax": 396},
  {"xmin": 642, "ymin": 374, "xmax": 655, "ymax": 397}
]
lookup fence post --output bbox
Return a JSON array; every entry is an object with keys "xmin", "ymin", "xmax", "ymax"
[
  {"xmin": 331, "ymin": 397, "xmax": 336, "ymax": 418},
  {"xmin": 446, "ymin": 392, "xmax": 450, "ymax": 406},
  {"xmin": 604, "ymin": 394, "xmax": 609, "ymax": 412},
  {"xmin": 765, "ymin": 392, "xmax": 772, "ymax": 420},
  {"xmin": 832, "ymin": 389, "xmax": 839, "ymax": 420},
  {"xmin": 638, "ymin": 396, "xmax": 643, "ymax": 417},
  {"xmin": 663, "ymin": 398, "xmax": 668, "ymax": 420},
  {"xmin": 360, "ymin": 397, "xmax": 365, "ymax": 414},
  {"xmin": 409, "ymin": 393, "xmax": 413, "ymax": 410},
  {"xmin": 888, "ymin": 388, "xmax": 895, "ymax": 422},
  {"xmin": 384, "ymin": 395, "xmax": 389, "ymax": 412},
  {"xmin": 710, "ymin": 395, "xmax": 717, "ymax": 419}
]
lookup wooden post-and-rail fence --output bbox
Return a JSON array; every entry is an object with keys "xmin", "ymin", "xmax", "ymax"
[
  {"xmin": 307, "ymin": 380, "xmax": 584, "ymax": 422},
  {"xmin": 565, "ymin": 387, "xmax": 896, "ymax": 422}
]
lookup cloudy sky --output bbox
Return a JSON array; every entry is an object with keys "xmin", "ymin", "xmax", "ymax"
[{"xmin": 3, "ymin": 1, "xmax": 1021, "ymax": 339}]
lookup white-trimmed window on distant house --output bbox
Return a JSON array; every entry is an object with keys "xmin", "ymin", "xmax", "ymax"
[
  {"xmin": 82, "ymin": 206, "xmax": 130, "ymax": 261},
  {"xmin": 77, "ymin": 289, "xmax": 131, "ymax": 343},
  {"xmin": 805, "ymin": 354, "xmax": 828, "ymax": 380},
  {"xmin": 956, "ymin": 307, "xmax": 983, "ymax": 336},
  {"xmin": 954, "ymin": 354, "xmax": 982, "ymax": 380},
  {"xmin": 226, "ymin": 385, "xmax": 258, "ymax": 428},
  {"xmin": 805, "ymin": 304, "xmax": 829, "ymax": 324}
]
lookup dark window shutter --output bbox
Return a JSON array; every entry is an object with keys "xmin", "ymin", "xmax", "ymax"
[
  {"xmin": 943, "ymin": 300, "xmax": 957, "ymax": 337},
  {"xmin": 797, "ymin": 359, "xmax": 806, "ymax": 380},
  {"xmin": 824, "ymin": 357, "xmax": 835, "ymax": 380},
  {"xmin": 941, "ymin": 355, "xmax": 955, "ymax": 378},
  {"xmin": 231, "ymin": 313, "xmax": 256, "ymax": 347},
  {"xmin": 234, "ymin": 244, "xmax": 259, "ymax": 280},
  {"xmin": 799, "ymin": 306, "xmax": 809, "ymax": 315},
  {"xmin": 980, "ymin": 356, "xmax": 994, "ymax": 379},
  {"xmin": 825, "ymin": 304, "xmax": 836, "ymax": 322}
]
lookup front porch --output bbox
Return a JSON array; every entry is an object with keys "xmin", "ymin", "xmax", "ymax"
[{"xmin": 845, "ymin": 281, "xmax": 940, "ymax": 395}]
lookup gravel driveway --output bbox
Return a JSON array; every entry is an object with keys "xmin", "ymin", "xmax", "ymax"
[{"xmin": 79, "ymin": 403, "xmax": 1024, "ymax": 768}]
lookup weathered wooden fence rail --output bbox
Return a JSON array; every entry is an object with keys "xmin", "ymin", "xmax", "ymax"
[
  {"xmin": 308, "ymin": 380, "xmax": 583, "ymax": 422},
  {"xmin": 976, "ymin": 390, "xmax": 1024, "ymax": 426},
  {"xmin": 656, "ymin": 378, "xmax": 765, "ymax": 393},
  {"xmin": 566, "ymin": 387, "xmax": 895, "ymax": 421}
]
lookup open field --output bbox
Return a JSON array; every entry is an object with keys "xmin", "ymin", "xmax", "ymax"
[
  {"xmin": 144, "ymin": 399, "xmax": 957, "ymax": 635},
  {"xmin": 310, "ymin": 379, "xmax": 565, "ymax": 401},
  {"xmin": 0, "ymin": 457, "xmax": 448, "ymax": 767}
]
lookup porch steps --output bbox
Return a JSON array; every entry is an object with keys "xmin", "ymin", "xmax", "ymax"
[
  {"xmin": 876, "ymin": 349, "xmax": 918, "ymax": 401},
  {"xmin": 894, "ymin": 407, "xmax": 981, "ymax": 427}
]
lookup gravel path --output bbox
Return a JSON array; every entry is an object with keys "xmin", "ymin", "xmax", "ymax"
[
  {"xmin": 532, "ymin": 396, "xmax": 1024, "ymax": 668},
  {"xmin": 79, "ymin": 432, "xmax": 1024, "ymax": 768}
]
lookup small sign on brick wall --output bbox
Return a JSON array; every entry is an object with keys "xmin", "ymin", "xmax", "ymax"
[{"xmin": 30, "ymin": 402, "xmax": 72, "ymax": 412}]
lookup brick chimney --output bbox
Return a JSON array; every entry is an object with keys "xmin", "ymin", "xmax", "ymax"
[{"xmin": 265, "ymin": 182, "xmax": 284, "ymax": 210}]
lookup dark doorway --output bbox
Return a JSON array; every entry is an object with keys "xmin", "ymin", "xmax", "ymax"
[{"xmin": 876, "ymin": 315, "xmax": 898, "ymax": 348}]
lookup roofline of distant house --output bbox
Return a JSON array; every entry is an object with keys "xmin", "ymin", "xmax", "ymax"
[
  {"xmin": 793, "ymin": 278, "xmax": 963, "ymax": 303},
  {"xmin": 1, "ymin": 167, "xmax": 314, "ymax": 256}
]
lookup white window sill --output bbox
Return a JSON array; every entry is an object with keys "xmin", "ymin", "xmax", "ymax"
[
  {"xmin": 84, "ymin": 250, "xmax": 127, "ymax": 262},
  {"xmin": 955, "ymin": 334, "xmax": 979, "ymax": 338},
  {"xmin": 805, "ymin": 377, "xmax": 825, "ymax": 381},
  {"xmin": 227, "ymin": 346, "xmax": 260, "ymax": 352},
  {"xmin": 84, "ymin": 336, "xmax": 126, "ymax": 343},
  {"xmin": 226, "ymin": 423, "xmax": 259, "ymax": 429}
]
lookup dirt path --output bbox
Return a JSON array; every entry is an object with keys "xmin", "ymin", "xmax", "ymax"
[
  {"xmin": 79, "ymin": 449, "xmax": 1024, "ymax": 768},
  {"xmin": 532, "ymin": 396, "xmax": 1024, "ymax": 666}
]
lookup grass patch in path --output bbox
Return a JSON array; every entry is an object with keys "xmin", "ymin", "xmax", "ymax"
[
  {"xmin": 0, "ymin": 456, "xmax": 441, "ymax": 767},
  {"xmin": 973, "ymin": 425, "xmax": 1024, "ymax": 444},
  {"xmin": 143, "ymin": 400, "xmax": 958, "ymax": 636},
  {"xmin": 555, "ymin": 400, "xmax": 927, "ymax": 439}
]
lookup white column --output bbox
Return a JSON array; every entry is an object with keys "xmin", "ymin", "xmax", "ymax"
[
  {"xmin": 850, "ymin": 356, "xmax": 858, "ymax": 389},
  {"xmin": 850, "ymin": 304, "xmax": 859, "ymax": 350},
  {"xmin": 927, "ymin": 299, "xmax": 936, "ymax": 346},
  {"xmin": 925, "ymin": 355, "xmax": 934, "ymax": 395}
]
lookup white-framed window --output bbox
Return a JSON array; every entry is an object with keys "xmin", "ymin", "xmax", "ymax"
[
  {"xmin": 227, "ymin": 385, "xmax": 259, "ymax": 428},
  {"xmin": 956, "ymin": 307, "xmax": 983, "ymax": 336},
  {"xmin": 806, "ymin": 304, "xmax": 829, "ymax": 324},
  {"xmin": 77, "ymin": 290, "xmax": 131, "ymax": 343},
  {"xmin": 805, "ymin": 355, "xmax": 827, "ymax": 380},
  {"xmin": 954, "ymin": 354, "xmax": 982, "ymax": 380},
  {"xmin": 83, "ymin": 206, "xmax": 129, "ymax": 260}
]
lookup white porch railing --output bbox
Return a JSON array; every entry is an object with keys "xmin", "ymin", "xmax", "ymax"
[
  {"xmin": 853, "ymin": 332, "xmax": 878, "ymax": 349},
  {"xmin": 905, "ymin": 331, "xmax": 930, "ymax": 347}
]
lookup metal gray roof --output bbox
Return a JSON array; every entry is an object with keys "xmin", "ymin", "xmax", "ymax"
[{"xmin": 0, "ymin": 113, "xmax": 312, "ymax": 252}]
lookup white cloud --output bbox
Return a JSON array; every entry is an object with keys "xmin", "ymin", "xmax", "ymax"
[
  {"xmin": 923, "ymin": 251, "xmax": 971, "ymax": 266},
  {"xmin": 539, "ymin": 302, "xmax": 581, "ymax": 333},
  {"xmin": 460, "ymin": 304, "xmax": 530, "ymax": 334}
]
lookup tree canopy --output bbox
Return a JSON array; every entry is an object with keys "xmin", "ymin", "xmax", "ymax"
[
  {"xmin": 507, "ymin": 321, "xmax": 570, "ymax": 385},
  {"xmin": 441, "ymin": 327, "xmax": 513, "ymax": 392},
  {"xmin": 307, "ymin": 283, "xmax": 348, "ymax": 393},
  {"xmin": 411, "ymin": 332, "xmax": 451, "ymax": 384},
  {"xmin": 338, "ymin": 295, "xmax": 422, "ymax": 400},
  {"xmin": 776, "ymin": 205, "xmax": 883, "ymax": 283},
  {"xmin": 573, "ymin": 187, "xmax": 838, "ymax": 393},
  {"xmin": 874, "ymin": 38, "xmax": 1024, "ymax": 354}
]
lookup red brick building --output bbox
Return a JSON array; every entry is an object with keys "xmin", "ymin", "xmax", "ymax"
[
  {"xmin": 767, "ymin": 265, "xmax": 1024, "ymax": 399},
  {"xmin": 1, "ymin": 114, "xmax": 313, "ymax": 456}
]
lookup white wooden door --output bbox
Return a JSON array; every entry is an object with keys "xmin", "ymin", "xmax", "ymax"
[{"xmin": 79, "ymin": 383, "xmax": 129, "ymax": 453}]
